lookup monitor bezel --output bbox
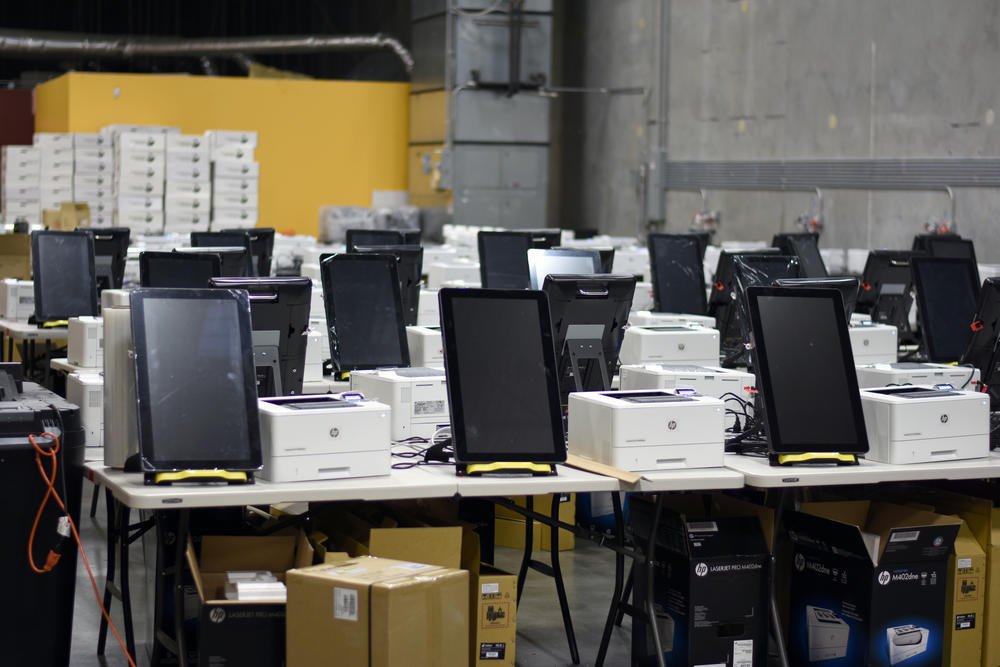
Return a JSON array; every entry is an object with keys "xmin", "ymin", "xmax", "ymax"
[
  {"xmin": 439, "ymin": 287, "xmax": 567, "ymax": 464},
  {"xmin": 477, "ymin": 230, "xmax": 560, "ymax": 289},
  {"xmin": 527, "ymin": 247, "xmax": 602, "ymax": 290},
  {"xmin": 910, "ymin": 256, "xmax": 981, "ymax": 363},
  {"xmin": 139, "ymin": 251, "xmax": 222, "ymax": 288},
  {"xmin": 31, "ymin": 230, "xmax": 99, "ymax": 321},
  {"xmin": 647, "ymin": 233, "xmax": 708, "ymax": 315}
]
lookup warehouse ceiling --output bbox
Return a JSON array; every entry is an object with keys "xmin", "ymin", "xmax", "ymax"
[{"xmin": 0, "ymin": 0, "xmax": 411, "ymax": 84}]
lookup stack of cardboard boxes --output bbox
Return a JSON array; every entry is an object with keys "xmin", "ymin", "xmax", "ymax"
[
  {"xmin": 35, "ymin": 133, "xmax": 75, "ymax": 216},
  {"xmin": 208, "ymin": 130, "xmax": 259, "ymax": 229},
  {"xmin": 2, "ymin": 144, "xmax": 41, "ymax": 226},
  {"xmin": 71, "ymin": 132, "xmax": 114, "ymax": 226},
  {"xmin": 112, "ymin": 127, "xmax": 169, "ymax": 234},
  {"xmin": 163, "ymin": 133, "xmax": 212, "ymax": 235}
]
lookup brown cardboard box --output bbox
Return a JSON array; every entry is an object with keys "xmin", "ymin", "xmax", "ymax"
[
  {"xmin": 286, "ymin": 556, "xmax": 469, "ymax": 667},
  {"xmin": 473, "ymin": 566, "xmax": 517, "ymax": 666},
  {"xmin": 947, "ymin": 521, "xmax": 986, "ymax": 667},
  {"xmin": 0, "ymin": 234, "xmax": 30, "ymax": 280},
  {"xmin": 494, "ymin": 493, "xmax": 575, "ymax": 551},
  {"xmin": 494, "ymin": 515, "xmax": 542, "ymax": 551},
  {"xmin": 58, "ymin": 202, "xmax": 90, "ymax": 229},
  {"xmin": 185, "ymin": 532, "xmax": 314, "ymax": 667}
]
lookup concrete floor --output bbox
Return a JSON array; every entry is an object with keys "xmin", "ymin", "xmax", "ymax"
[{"xmin": 69, "ymin": 482, "xmax": 632, "ymax": 667}]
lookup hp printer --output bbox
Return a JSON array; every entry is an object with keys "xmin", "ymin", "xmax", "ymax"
[
  {"xmin": 405, "ymin": 326, "xmax": 444, "ymax": 368},
  {"xmin": 619, "ymin": 363, "xmax": 754, "ymax": 429},
  {"xmin": 350, "ymin": 368, "xmax": 450, "ymax": 440},
  {"xmin": 806, "ymin": 605, "xmax": 849, "ymax": 662},
  {"xmin": 856, "ymin": 362, "xmax": 980, "ymax": 390},
  {"xmin": 618, "ymin": 325, "xmax": 720, "ymax": 366},
  {"xmin": 887, "ymin": 625, "xmax": 928, "ymax": 665}
]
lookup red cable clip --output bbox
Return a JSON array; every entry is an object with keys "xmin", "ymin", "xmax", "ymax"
[
  {"xmin": 971, "ymin": 320, "xmax": 984, "ymax": 332},
  {"xmin": 744, "ymin": 386, "xmax": 758, "ymax": 394},
  {"xmin": 861, "ymin": 281, "xmax": 872, "ymax": 292},
  {"xmin": 714, "ymin": 281, "xmax": 725, "ymax": 291}
]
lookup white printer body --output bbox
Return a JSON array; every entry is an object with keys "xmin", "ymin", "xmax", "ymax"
[
  {"xmin": 619, "ymin": 363, "xmax": 754, "ymax": 429},
  {"xmin": 405, "ymin": 326, "xmax": 444, "ymax": 368},
  {"xmin": 426, "ymin": 260, "xmax": 479, "ymax": 289},
  {"xmin": 849, "ymin": 321, "xmax": 898, "ymax": 364},
  {"xmin": 568, "ymin": 389, "xmax": 725, "ymax": 471},
  {"xmin": 350, "ymin": 367, "xmax": 451, "ymax": 440},
  {"xmin": 100, "ymin": 288, "xmax": 131, "ymax": 309},
  {"xmin": 66, "ymin": 372, "xmax": 104, "ymax": 458},
  {"xmin": 68, "ymin": 316, "xmax": 104, "ymax": 368},
  {"xmin": 855, "ymin": 362, "xmax": 980, "ymax": 390},
  {"xmin": 303, "ymin": 328, "xmax": 326, "ymax": 382},
  {"xmin": 417, "ymin": 288, "xmax": 440, "ymax": 327},
  {"xmin": 618, "ymin": 325, "xmax": 720, "ymax": 367},
  {"xmin": 887, "ymin": 625, "xmax": 928, "ymax": 665},
  {"xmin": 859, "ymin": 386, "xmax": 989, "ymax": 464},
  {"xmin": 631, "ymin": 282, "xmax": 654, "ymax": 312},
  {"xmin": 0, "ymin": 278, "xmax": 34, "ymax": 321},
  {"xmin": 257, "ymin": 394, "xmax": 391, "ymax": 482},
  {"xmin": 628, "ymin": 310, "xmax": 717, "ymax": 329},
  {"xmin": 806, "ymin": 605, "xmax": 849, "ymax": 662},
  {"xmin": 611, "ymin": 247, "xmax": 650, "ymax": 281}
]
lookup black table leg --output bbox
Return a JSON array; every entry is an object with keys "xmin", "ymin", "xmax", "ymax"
[
  {"xmin": 120, "ymin": 501, "xmax": 137, "ymax": 659},
  {"xmin": 548, "ymin": 493, "xmax": 580, "ymax": 664},
  {"xmin": 173, "ymin": 509, "xmax": 190, "ymax": 667},
  {"xmin": 97, "ymin": 489, "xmax": 117, "ymax": 655},
  {"xmin": 516, "ymin": 496, "xmax": 535, "ymax": 606},
  {"xmin": 643, "ymin": 494, "xmax": 667, "ymax": 667},
  {"xmin": 594, "ymin": 492, "xmax": 626, "ymax": 667},
  {"xmin": 770, "ymin": 489, "xmax": 792, "ymax": 667},
  {"xmin": 89, "ymin": 481, "xmax": 101, "ymax": 518}
]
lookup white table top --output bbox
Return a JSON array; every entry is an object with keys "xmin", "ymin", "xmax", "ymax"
[
  {"xmin": 87, "ymin": 463, "xmax": 458, "ymax": 510},
  {"xmin": 50, "ymin": 357, "xmax": 100, "ymax": 374},
  {"xmin": 628, "ymin": 466, "xmax": 746, "ymax": 493},
  {"xmin": 416, "ymin": 462, "xmax": 622, "ymax": 498},
  {"xmin": 725, "ymin": 452, "xmax": 1000, "ymax": 487},
  {"xmin": 0, "ymin": 318, "xmax": 68, "ymax": 340}
]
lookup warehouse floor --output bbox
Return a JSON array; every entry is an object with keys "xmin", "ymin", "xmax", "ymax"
[{"xmin": 70, "ymin": 482, "xmax": 632, "ymax": 667}]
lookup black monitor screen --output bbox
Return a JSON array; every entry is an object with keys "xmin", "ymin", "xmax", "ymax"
[
  {"xmin": 223, "ymin": 227, "xmax": 275, "ymax": 276},
  {"xmin": 191, "ymin": 232, "xmax": 254, "ymax": 275},
  {"xmin": 440, "ymin": 288, "xmax": 565, "ymax": 463},
  {"xmin": 962, "ymin": 278, "xmax": 1000, "ymax": 406},
  {"xmin": 856, "ymin": 250, "xmax": 921, "ymax": 312},
  {"xmin": 140, "ymin": 251, "xmax": 221, "ymax": 288},
  {"xmin": 131, "ymin": 289, "xmax": 261, "ymax": 471},
  {"xmin": 84, "ymin": 227, "xmax": 130, "ymax": 291},
  {"xmin": 478, "ymin": 230, "xmax": 559, "ymax": 289},
  {"xmin": 345, "ymin": 228, "xmax": 420, "ymax": 252},
  {"xmin": 787, "ymin": 235, "xmax": 828, "ymax": 278},
  {"xmin": 527, "ymin": 248, "xmax": 601, "ymax": 290},
  {"xmin": 352, "ymin": 245, "xmax": 423, "ymax": 327},
  {"xmin": 723, "ymin": 255, "xmax": 799, "ymax": 364},
  {"xmin": 320, "ymin": 254, "xmax": 409, "ymax": 371},
  {"xmin": 747, "ymin": 287, "xmax": 868, "ymax": 454},
  {"xmin": 209, "ymin": 277, "xmax": 312, "ymax": 396},
  {"xmin": 773, "ymin": 277, "xmax": 859, "ymax": 319},
  {"xmin": 544, "ymin": 275, "xmax": 636, "ymax": 402},
  {"xmin": 31, "ymin": 230, "xmax": 98, "ymax": 321},
  {"xmin": 709, "ymin": 248, "xmax": 780, "ymax": 307},
  {"xmin": 911, "ymin": 257, "xmax": 980, "ymax": 362},
  {"xmin": 178, "ymin": 247, "xmax": 250, "ymax": 277},
  {"xmin": 648, "ymin": 233, "xmax": 707, "ymax": 315}
]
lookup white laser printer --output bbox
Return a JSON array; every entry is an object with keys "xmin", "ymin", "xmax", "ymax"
[
  {"xmin": 806, "ymin": 605, "xmax": 849, "ymax": 662},
  {"xmin": 0, "ymin": 279, "xmax": 34, "ymax": 321},
  {"xmin": 849, "ymin": 321, "xmax": 898, "ymax": 364},
  {"xmin": 631, "ymin": 282, "xmax": 654, "ymax": 312},
  {"xmin": 426, "ymin": 260, "xmax": 479, "ymax": 289},
  {"xmin": 887, "ymin": 625, "xmax": 928, "ymax": 665},
  {"xmin": 256, "ymin": 393, "xmax": 390, "ymax": 482},
  {"xmin": 417, "ymin": 288, "xmax": 440, "ymax": 327},
  {"xmin": 68, "ymin": 316, "xmax": 104, "ymax": 368},
  {"xmin": 66, "ymin": 371, "xmax": 103, "ymax": 461},
  {"xmin": 568, "ymin": 389, "xmax": 725, "ymax": 471},
  {"xmin": 628, "ymin": 310, "xmax": 717, "ymax": 329},
  {"xmin": 856, "ymin": 362, "xmax": 980, "ymax": 390},
  {"xmin": 405, "ymin": 326, "xmax": 444, "ymax": 368},
  {"xmin": 619, "ymin": 363, "xmax": 754, "ymax": 429},
  {"xmin": 618, "ymin": 325, "xmax": 720, "ymax": 367},
  {"xmin": 100, "ymin": 288, "xmax": 131, "ymax": 309},
  {"xmin": 859, "ymin": 385, "xmax": 989, "ymax": 464},
  {"xmin": 350, "ymin": 367, "xmax": 450, "ymax": 440}
]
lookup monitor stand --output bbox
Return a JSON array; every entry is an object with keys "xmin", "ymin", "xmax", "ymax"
[
  {"xmin": 145, "ymin": 470, "xmax": 253, "ymax": 485},
  {"xmin": 253, "ymin": 330, "xmax": 282, "ymax": 397},
  {"xmin": 769, "ymin": 452, "xmax": 858, "ymax": 466},
  {"xmin": 564, "ymin": 324, "xmax": 610, "ymax": 393},
  {"xmin": 458, "ymin": 462, "xmax": 556, "ymax": 476}
]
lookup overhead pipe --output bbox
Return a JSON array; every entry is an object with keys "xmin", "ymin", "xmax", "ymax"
[{"xmin": 0, "ymin": 30, "xmax": 414, "ymax": 72}]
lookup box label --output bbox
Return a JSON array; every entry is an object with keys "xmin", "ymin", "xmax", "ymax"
[
  {"xmin": 481, "ymin": 582, "xmax": 500, "ymax": 595},
  {"xmin": 957, "ymin": 576, "xmax": 980, "ymax": 601},
  {"xmin": 333, "ymin": 587, "xmax": 358, "ymax": 621},
  {"xmin": 733, "ymin": 639, "xmax": 753, "ymax": 667},
  {"xmin": 889, "ymin": 530, "xmax": 920, "ymax": 543},
  {"xmin": 482, "ymin": 602, "xmax": 511, "ymax": 629},
  {"xmin": 957, "ymin": 557, "xmax": 973, "ymax": 569},
  {"xmin": 414, "ymin": 400, "xmax": 445, "ymax": 415},
  {"xmin": 479, "ymin": 642, "xmax": 506, "ymax": 660},
  {"xmin": 956, "ymin": 613, "xmax": 976, "ymax": 630}
]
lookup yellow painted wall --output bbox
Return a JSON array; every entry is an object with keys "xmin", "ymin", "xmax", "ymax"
[{"xmin": 34, "ymin": 72, "xmax": 409, "ymax": 236}]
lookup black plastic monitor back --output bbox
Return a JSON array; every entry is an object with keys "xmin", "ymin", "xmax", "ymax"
[
  {"xmin": 648, "ymin": 233, "xmax": 707, "ymax": 315},
  {"xmin": 772, "ymin": 232, "xmax": 828, "ymax": 278},
  {"xmin": 527, "ymin": 248, "xmax": 601, "ymax": 290},
  {"xmin": 856, "ymin": 250, "xmax": 922, "ymax": 314},
  {"xmin": 31, "ymin": 230, "xmax": 99, "ymax": 321},
  {"xmin": 139, "ymin": 251, "xmax": 222, "ymax": 288},
  {"xmin": 478, "ymin": 230, "xmax": 561, "ymax": 289},
  {"xmin": 191, "ymin": 231, "xmax": 255, "ymax": 276},
  {"xmin": 319, "ymin": 254, "xmax": 410, "ymax": 372},
  {"xmin": 709, "ymin": 248, "xmax": 780, "ymax": 309},
  {"xmin": 773, "ymin": 277, "xmax": 860, "ymax": 319},
  {"xmin": 222, "ymin": 227, "xmax": 275, "ymax": 277},
  {"xmin": 178, "ymin": 247, "xmax": 252, "ymax": 277},
  {"xmin": 352, "ymin": 244, "xmax": 424, "ymax": 326},
  {"xmin": 553, "ymin": 246, "xmax": 615, "ymax": 273},
  {"xmin": 910, "ymin": 256, "xmax": 981, "ymax": 363},
  {"xmin": 345, "ymin": 228, "xmax": 421, "ymax": 252},
  {"xmin": 81, "ymin": 226, "xmax": 130, "ymax": 292},
  {"xmin": 962, "ymin": 277, "xmax": 1000, "ymax": 407},
  {"xmin": 209, "ymin": 276, "xmax": 312, "ymax": 396},
  {"xmin": 542, "ymin": 274, "xmax": 637, "ymax": 403}
]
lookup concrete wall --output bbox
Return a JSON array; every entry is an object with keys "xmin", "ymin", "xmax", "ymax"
[{"xmin": 555, "ymin": 0, "xmax": 1000, "ymax": 261}]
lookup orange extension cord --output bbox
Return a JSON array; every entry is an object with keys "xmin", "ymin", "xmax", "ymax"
[{"xmin": 27, "ymin": 432, "xmax": 138, "ymax": 667}]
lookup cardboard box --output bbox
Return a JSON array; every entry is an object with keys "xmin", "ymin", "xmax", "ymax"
[
  {"xmin": 630, "ymin": 496, "xmax": 770, "ymax": 667},
  {"xmin": 787, "ymin": 501, "xmax": 961, "ymax": 666},
  {"xmin": 212, "ymin": 206, "xmax": 258, "ymax": 227},
  {"xmin": 74, "ymin": 157, "xmax": 113, "ymax": 174},
  {"xmin": 214, "ymin": 158, "xmax": 260, "ymax": 179},
  {"xmin": 57, "ymin": 203, "xmax": 91, "ymax": 231},
  {"xmin": 494, "ymin": 493, "xmax": 575, "ymax": 551},
  {"xmin": 286, "ymin": 556, "xmax": 469, "ymax": 667},
  {"xmin": 214, "ymin": 177, "xmax": 259, "ymax": 195},
  {"xmin": 166, "ymin": 162, "xmax": 211, "ymax": 182},
  {"xmin": 186, "ymin": 532, "xmax": 313, "ymax": 667}
]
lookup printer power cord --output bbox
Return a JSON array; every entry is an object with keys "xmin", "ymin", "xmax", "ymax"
[{"xmin": 27, "ymin": 432, "xmax": 138, "ymax": 667}]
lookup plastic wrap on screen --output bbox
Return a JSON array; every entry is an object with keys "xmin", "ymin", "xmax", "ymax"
[
  {"xmin": 327, "ymin": 322, "xmax": 342, "ymax": 373},
  {"xmin": 317, "ymin": 206, "xmax": 375, "ymax": 244},
  {"xmin": 374, "ymin": 205, "xmax": 420, "ymax": 233},
  {"xmin": 103, "ymin": 305, "xmax": 139, "ymax": 468},
  {"xmin": 725, "ymin": 256, "xmax": 800, "ymax": 365}
]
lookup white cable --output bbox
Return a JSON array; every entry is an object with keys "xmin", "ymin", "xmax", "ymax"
[{"xmin": 452, "ymin": 0, "xmax": 507, "ymax": 19}]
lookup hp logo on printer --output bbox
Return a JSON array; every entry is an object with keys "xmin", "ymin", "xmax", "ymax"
[
  {"xmin": 794, "ymin": 553, "xmax": 805, "ymax": 572},
  {"xmin": 878, "ymin": 571, "xmax": 891, "ymax": 586},
  {"xmin": 209, "ymin": 607, "xmax": 226, "ymax": 624},
  {"xmin": 695, "ymin": 562, "xmax": 708, "ymax": 577},
  {"xmin": 940, "ymin": 414, "xmax": 949, "ymax": 424}
]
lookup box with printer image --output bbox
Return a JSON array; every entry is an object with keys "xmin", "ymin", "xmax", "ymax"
[
  {"xmin": 630, "ymin": 495, "xmax": 769, "ymax": 667},
  {"xmin": 786, "ymin": 501, "xmax": 960, "ymax": 667}
]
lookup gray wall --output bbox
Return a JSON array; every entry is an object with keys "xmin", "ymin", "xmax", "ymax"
[{"xmin": 554, "ymin": 0, "xmax": 1000, "ymax": 261}]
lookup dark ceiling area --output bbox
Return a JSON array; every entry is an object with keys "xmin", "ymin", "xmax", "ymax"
[{"xmin": 0, "ymin": 1, "xmax": 412, "ymax": 84}]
